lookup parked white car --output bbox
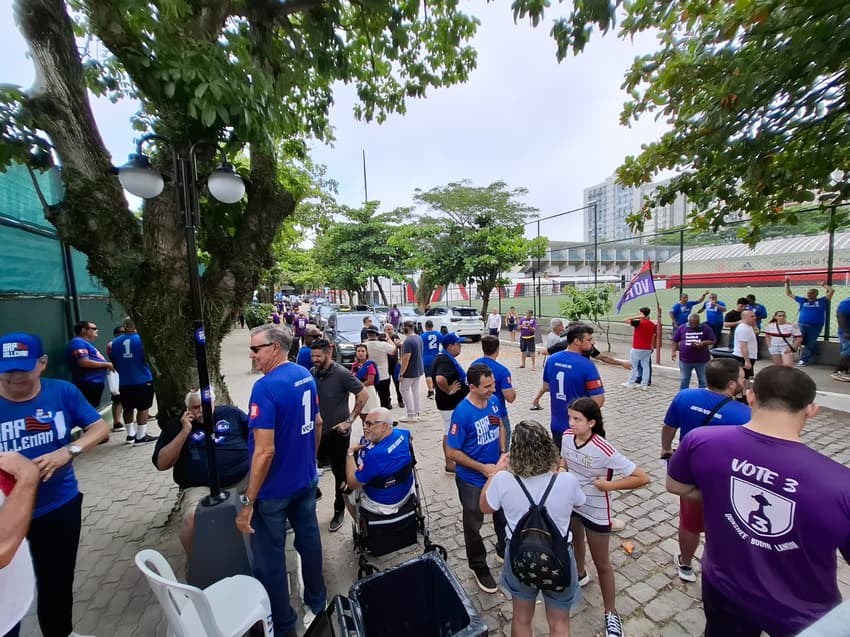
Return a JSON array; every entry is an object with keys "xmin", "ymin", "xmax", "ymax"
[{"xmin": 416, "ymin": 306, "xmax": 484, "ymax": 341}]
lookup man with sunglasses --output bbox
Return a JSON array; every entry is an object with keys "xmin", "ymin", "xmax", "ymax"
[
  {"xmin": 66, "ymin": 320, "xmax": 113, "ymax": 408},
  {"xmin": 344, "ymin": 407, "xmax": 413, "ymax": 517},
  {"xmin": 237, "ymin": 325, "xmax": 326, "ymax": 637}
]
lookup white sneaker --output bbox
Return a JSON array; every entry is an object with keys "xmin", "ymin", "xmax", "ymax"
[
  {"xmin": 674, "ymin": 554, "xmax": 697, "ymax": 582},
  {"xmin": 637, "ymin": 384, "xmax": 648, "ymax": 391},
  {"xmin": 621, "ymin": 382, "xmax": 635, "ymax": 388},
  {"xmin": 303, "ymin": 606, "xmax": 317, "ymax": 628}
]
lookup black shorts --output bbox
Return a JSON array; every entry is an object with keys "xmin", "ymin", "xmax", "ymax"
[
  {"xmin": 733, "ymin": 356, "xmax": 756, "ymax": 379},
  {"xmin": 571, "ymin": 512, "xmax": 611, "ymax": 534},
  {"xmin": 119, "ymin": 382, "xmax": 154, "ymax": 411},
  {"xmin": 73, "ymin": 381, "xmax": 104, "ymax": 408},
  {"xmin": 519, "ymin": 337, "xmax": 536, "ymax": 353}
]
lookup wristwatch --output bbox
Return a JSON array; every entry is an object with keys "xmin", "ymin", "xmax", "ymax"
[
  {"xmin": 68, "ymin": 444, "xmax": 83, "ymax": 459},
  {"xmin": 239, "ymin": 493, "xmax": 253, "ymax": 507},
  {"xmin": 346, "ymin": 416, "xmax": 353, "ymax": 424}
]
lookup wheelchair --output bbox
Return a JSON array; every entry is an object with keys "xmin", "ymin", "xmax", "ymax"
[{"xmin": 351, "ymin": 436, "xmax": 447, "ymax": 580}]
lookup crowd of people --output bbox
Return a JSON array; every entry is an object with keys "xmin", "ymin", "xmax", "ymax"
[
  {"xmin": 666, "ymin": 278, "xmax": 850, "ymax": 384},
  {"xmin": 1, "ymin": 291, "xmax": 849, "ymax": 637}
]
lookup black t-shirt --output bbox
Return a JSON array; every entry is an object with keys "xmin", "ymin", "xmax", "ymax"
[
  {"xmin": 725, "ymin": 309, "xmax": 742, "ymax": 345},
  {"xmin": 313, "ymin": 362, "xmax": 365, "ymax": 434},
  {"xmin": 151, "ymin": 405, "xmax": 250, "ymax": 489},
  {"xmin": 432, "ymin": 353, "xmax": 469, "ymax": 411}
]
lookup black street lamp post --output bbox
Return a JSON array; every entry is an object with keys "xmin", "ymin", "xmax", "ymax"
[{"xmin": 116, "ymin": 134, "xmax": 245, "ymax": 503}]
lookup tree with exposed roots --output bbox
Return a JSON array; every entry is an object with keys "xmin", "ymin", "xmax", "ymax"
[{"xmin": 3, "ymin": 0, "xmax": 480, "ymax": 417}]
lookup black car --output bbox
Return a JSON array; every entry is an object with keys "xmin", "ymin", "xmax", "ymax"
[{"xmin": 325, "ymin": 311, "xmax": 379, "ymax": 368}]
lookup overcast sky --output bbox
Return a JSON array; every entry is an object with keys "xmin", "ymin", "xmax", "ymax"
[{"xmin": 0, "ymin": 1, "xmax": 668, "ymax": 241}]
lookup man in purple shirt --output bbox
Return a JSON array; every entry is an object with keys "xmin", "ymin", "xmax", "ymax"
[
  {"xmin": 671, "ymin": 313, "xmax": 715, "ymax": 390},
  {"xmin": 667, "ymin": 366, "xmax": 850, "ymax": 636},
  {"xmin": 517, "ymin": 309, "xmax": 537, "ymax": 370}
]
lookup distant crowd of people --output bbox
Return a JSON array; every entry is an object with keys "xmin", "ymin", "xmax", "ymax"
[{"xmin": 666, "ymin": 278, "xmax": 850, "ymax": 386}]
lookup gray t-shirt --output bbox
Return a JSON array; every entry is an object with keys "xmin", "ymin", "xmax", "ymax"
[
  {"xmin": 402, "ymin": 334, "xmax": 424, "ymax": 378},
  {"xmin": 312, "ymin": 362, "xmax": 364, "ymax": 431}
]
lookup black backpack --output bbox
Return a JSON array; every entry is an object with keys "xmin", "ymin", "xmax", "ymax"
[{"xmin": 508, "ymin": 474, "xmax": 572, "ymax": 592}]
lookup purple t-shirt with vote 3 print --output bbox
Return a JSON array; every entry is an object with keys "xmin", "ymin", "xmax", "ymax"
[{"xmin": 668, "ymin": 425, "xmax": 850, "ymax": 634}]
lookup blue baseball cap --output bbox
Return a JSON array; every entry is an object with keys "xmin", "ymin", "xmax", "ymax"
[
  {"xmin": 0, "ymin": 333, "xmax": 45, "ymax": 373},
  {"xmin": 441, "ymin": 333, "xmax": 466, "ymax": 346}
]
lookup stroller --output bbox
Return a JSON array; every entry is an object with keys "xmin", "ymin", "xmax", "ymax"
[{"xmin": 351, "ymin": 429, "xmax": 447, "ymax": 580}]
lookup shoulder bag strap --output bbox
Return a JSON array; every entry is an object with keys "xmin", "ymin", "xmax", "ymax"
[{"xmin": 701, "ymin": 396, "xmax": 734, "ymax": 427}]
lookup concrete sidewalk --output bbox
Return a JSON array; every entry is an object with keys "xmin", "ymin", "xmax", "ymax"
[{"xmin": 18, "ymin": 327, "xmax": 850, "ymax": 637}]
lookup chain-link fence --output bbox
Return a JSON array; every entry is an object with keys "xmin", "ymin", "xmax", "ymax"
[{"xmin": 455, "ymin": 208, "xmax": 850, "ymax": 346}]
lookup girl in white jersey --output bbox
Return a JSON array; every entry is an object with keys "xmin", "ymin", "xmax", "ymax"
[{"xmin": 560, "ymin": 398, "xmax": 650, "ymax": 637}]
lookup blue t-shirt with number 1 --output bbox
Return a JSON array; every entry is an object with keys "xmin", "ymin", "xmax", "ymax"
[
  {"xmin": 543, "ymin": 350, "xmax": 604, "ymax": 434},
  {"xmin": 248, "ymin": 362, "xmax": 318, "ymax": 499}
]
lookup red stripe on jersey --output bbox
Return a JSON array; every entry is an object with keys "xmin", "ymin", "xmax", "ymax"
[
  {"xmin": 71, "ymin": 348, "xmax": 90, "ymax": 358},
  {"xmin": 590, "ymin": 434, "xmax": 616, "ymax": 457},
  {"xmin": 585, "ymin": 379, "xmax": 604, "ymax": 391}
]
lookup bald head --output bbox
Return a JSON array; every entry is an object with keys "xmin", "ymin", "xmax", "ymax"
[{"xmin": 366, "ymin": 407, "xmax": 392, "ymax": 425}]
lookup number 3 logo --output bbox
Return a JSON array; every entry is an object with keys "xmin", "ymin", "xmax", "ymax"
[{"xmin": 782, "ymin": 478, "xmax": 798, "ymax": 493}]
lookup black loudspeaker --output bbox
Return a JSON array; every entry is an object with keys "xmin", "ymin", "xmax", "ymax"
[{"xmin": 187, "ymin": 489, "xmax": 252, "ymax": 589}]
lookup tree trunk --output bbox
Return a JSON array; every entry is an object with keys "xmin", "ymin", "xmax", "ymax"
[
  {"xmin": 17, "ymin": 0, "xmax": 296, "ymax": 422},
  {"xmin": 374, "ymin": 277, "xmax": 389, "ymax": 306}
]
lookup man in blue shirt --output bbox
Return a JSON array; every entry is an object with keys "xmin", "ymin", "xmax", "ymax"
[
  {"xmin": 785, "ymin": 277, "xmax": 835, "ymax": 366},
  {"xmin": 296, "ymin": 326, "xmax": 322, "ymax": 370},
  {"xmin": 661, "ymin": 358, "xmax": 751, "ymax": 583},
  {"xmin": 420, "ymin": 320, "xmax": 442, "ymax": 399},
  {"xmin": 66, "ymin": 320, "xmax": 113, "ymax": 408},
  {"xmin": 670, "ymin": 291, "xmax": 708, "ymax": 328},
  {"xmin": 833, "ymin": 297, "xmax": 850, "ymax": 382},
  {"xmin": 745, "ymin": 294, "xmax": 768, "ymax": 331},
  {"xmin": 470, "ymin": 335, "xmax": 516, "ymax": 446},
  {"xmin": 698, "ymin": 293, "xmax": 727, "ymax": 343},
  {"xmin": 0, "ymin": 332, "xmax": 109, "ymax": 637},
  {"xmin": 447, "ymin": 363, "xmax": 506, "ymax": 594},
  {"xmin": 110, "ymin": 318, "xmax": 158, "ymax": 444},
  {"xmin": 345, "ymin": 407, "xmax": 414, "ymax": 514},
  {"xmin": 236, "ymin": 324, "xmax": 326, "ymax": 637},
  {"xmin": 540, "ymin": 323, "xmax": 605, "ymax": 450}
]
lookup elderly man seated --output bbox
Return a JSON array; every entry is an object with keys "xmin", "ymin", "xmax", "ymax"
[
  {"xmin": 344, "ymin": 407, "xmax": 414, "ymax": 518},
  {"xmin": 151, "ymin": 388, "xmax": 249, "ymax": 555}
]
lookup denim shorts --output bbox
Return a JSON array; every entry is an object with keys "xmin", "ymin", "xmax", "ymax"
[{"xmin": 499, "ymin": 544, "xmax": 581, "ymax": 611}]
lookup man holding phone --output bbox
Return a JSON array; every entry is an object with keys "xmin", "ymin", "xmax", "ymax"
[{"xmin": 151, "ymin": 388, "xmax": 249, "ymax": 556}]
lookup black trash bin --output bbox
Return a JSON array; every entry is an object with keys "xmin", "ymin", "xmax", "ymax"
[{"xmin": 306, "ymin": 552, "xmax": 488, "ymax": 637}]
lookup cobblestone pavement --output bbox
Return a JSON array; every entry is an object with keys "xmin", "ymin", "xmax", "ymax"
[{"xmin": 19, "ymin": 330, "xmax": 850, "ymax": 637}]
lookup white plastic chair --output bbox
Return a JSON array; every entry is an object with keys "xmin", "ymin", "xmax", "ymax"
[{"xmin": 135, "ymin": 549, "xmax": 273, "ymax": 637}]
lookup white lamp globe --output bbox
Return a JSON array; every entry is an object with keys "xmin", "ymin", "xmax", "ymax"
[
  {"xmin": 117, "ymin": 154, "xmax": 165, "ymax": 199},
  {"xmin": 207, "ymin": 165, "xmax": 245, "ymax": 204}
]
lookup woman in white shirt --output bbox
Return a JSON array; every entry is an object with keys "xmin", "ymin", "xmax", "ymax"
[
  {"xmin": 481, "ymin": 420, "xmax": 585, "ymax": 637},
  {"xmin": 764, "ymin": 311, "xmax": 802, "ymax": 367}
]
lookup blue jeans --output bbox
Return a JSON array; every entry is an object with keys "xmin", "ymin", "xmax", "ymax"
[
  {"xmin": 799, "ymin": 323, "xmax": 823, "ymax": 363},
  {"xmin": 627, "ymin": 349, "xmax": 652, "ymax": 386},
  {"xmin": 679, "ymin": 361, "xmax": 707, "ymax": 390},
  {"xmin": 251, "ymin": 481, "xmax": 326, "ymax": 635}
]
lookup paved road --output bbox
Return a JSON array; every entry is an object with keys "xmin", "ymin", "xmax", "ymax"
[{"xmin": 19, "ymin": 330, "xmax": 850, "ymax": 636}]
